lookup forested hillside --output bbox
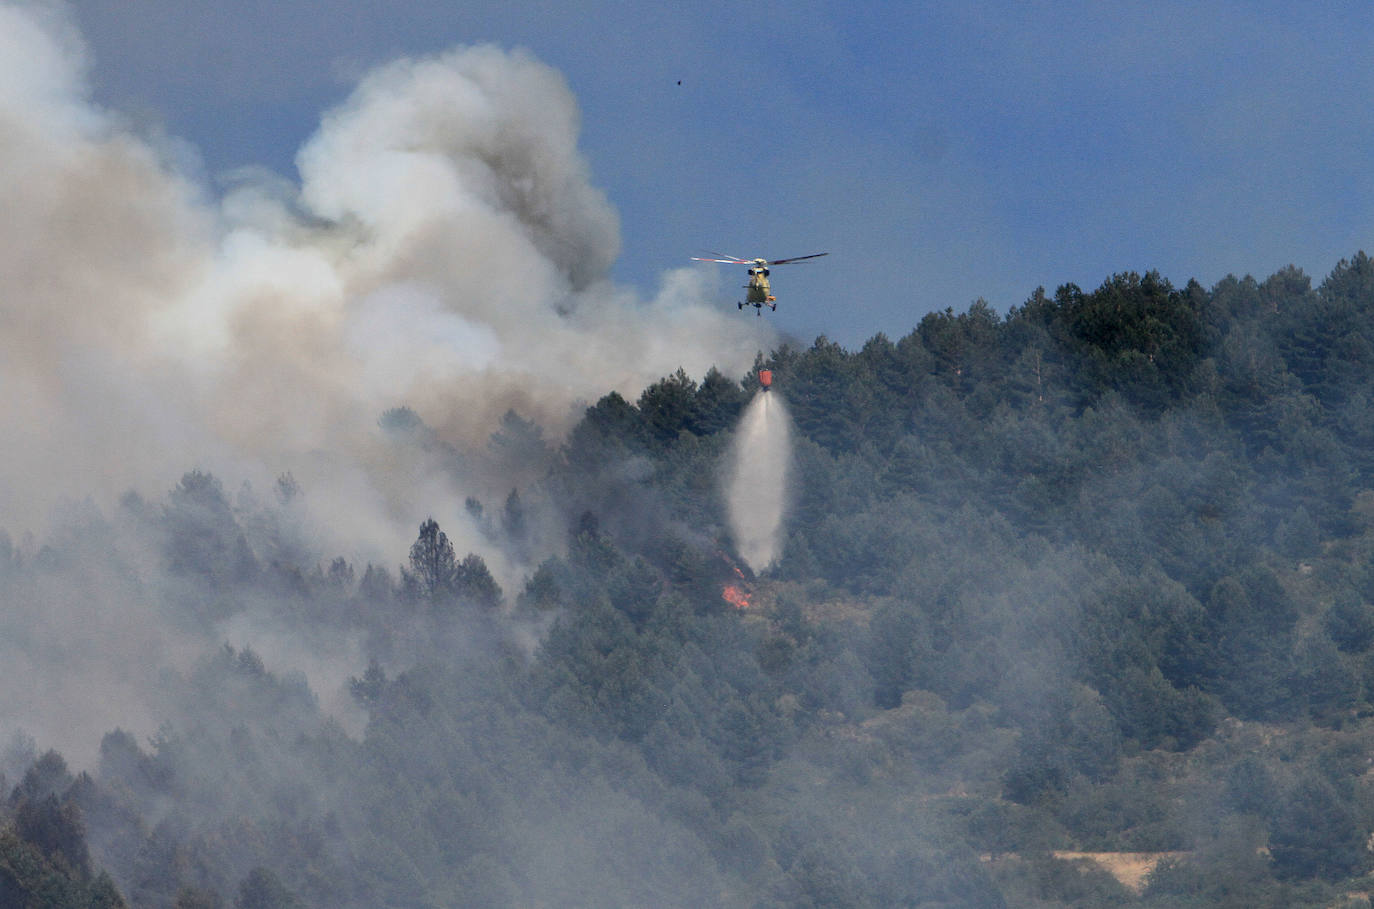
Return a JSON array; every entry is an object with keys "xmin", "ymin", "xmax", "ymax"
[{"xmin": 11, "ymin": 255, "xmax": 1374, "ymax": 906}]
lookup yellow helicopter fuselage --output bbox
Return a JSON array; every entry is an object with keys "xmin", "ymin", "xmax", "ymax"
[{"xmin": 745, "ymin": 260, "xmax": 774, "ymax": 305}]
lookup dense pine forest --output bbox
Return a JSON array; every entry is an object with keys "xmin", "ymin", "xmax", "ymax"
[{"xmin": 13, "ymin": 254, "xmax": 1374, "ymax": 906}]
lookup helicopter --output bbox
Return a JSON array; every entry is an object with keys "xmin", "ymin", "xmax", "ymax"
[{"xmin": 691, "ymin": 252, "xmax": 828, "ymax": 314}]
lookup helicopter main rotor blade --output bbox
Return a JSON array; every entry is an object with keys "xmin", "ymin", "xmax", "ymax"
[
  {"xmin": 691, "ymin": 254, "xmax": 751, "ymax": 264},
  {"xmin": 768, "ymin": 253, "xmax": 829, "ymax": 265}
]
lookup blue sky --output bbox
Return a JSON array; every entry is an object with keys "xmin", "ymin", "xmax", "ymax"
[{"xmin": 70, "ymin": 0, "xmax": 1374, "ymax": 348}]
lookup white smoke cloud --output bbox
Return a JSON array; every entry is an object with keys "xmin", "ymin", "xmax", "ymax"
[
  {"xmin": 0, "ymin": 3, "xmax": 773, "ymax": 762},
  {"xmin": 0, "ymin": 4, "xmax": 770, "ymax": 547}
]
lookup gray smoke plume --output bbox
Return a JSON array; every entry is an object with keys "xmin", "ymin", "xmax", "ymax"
[
  {"xmin": 0, "ymin": 4, "xmax": 770, "ymax": 546},
  {"xmin": 0, "ymin": 2, "xmax": 773, "ymax": 760},
  {"xmin": 725, "ymin": 390, "xmax": 793, "ymax": 570}
]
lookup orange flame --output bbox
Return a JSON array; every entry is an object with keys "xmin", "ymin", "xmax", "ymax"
[{"xmin": 722, "ymin": 584, "xmax": 751, "ymax": 609}]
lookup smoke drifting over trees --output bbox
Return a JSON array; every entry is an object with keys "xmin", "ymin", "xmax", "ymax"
[
  {"xmin": 13, "ymin": 4, "xmax": 1374, "ymax": 907},
  {"xmin": 0, "ymin": 4, "xmax": 767, "ymax": 543}
]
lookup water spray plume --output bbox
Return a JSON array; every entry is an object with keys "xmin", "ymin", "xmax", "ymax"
[{"xmin": 725, "ymin": 389, "xmax": 792, "ymax": 572}]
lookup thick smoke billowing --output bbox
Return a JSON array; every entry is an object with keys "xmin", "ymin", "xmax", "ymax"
[
  {"xmin": 0, "ymin": 4, "xmax": 768, "ymax": 543},
  {"xmin": 0, "ymin": 3, "xmax": 768, "ymax": 760},
  {"xmin": 726, "ymin": 391, "xmax": 792, "ymax": 570}
]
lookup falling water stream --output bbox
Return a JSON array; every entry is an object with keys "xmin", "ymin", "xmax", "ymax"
[{"xmin": 726, "ymin": 390, "xmax": 792, "ymax": 572}]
